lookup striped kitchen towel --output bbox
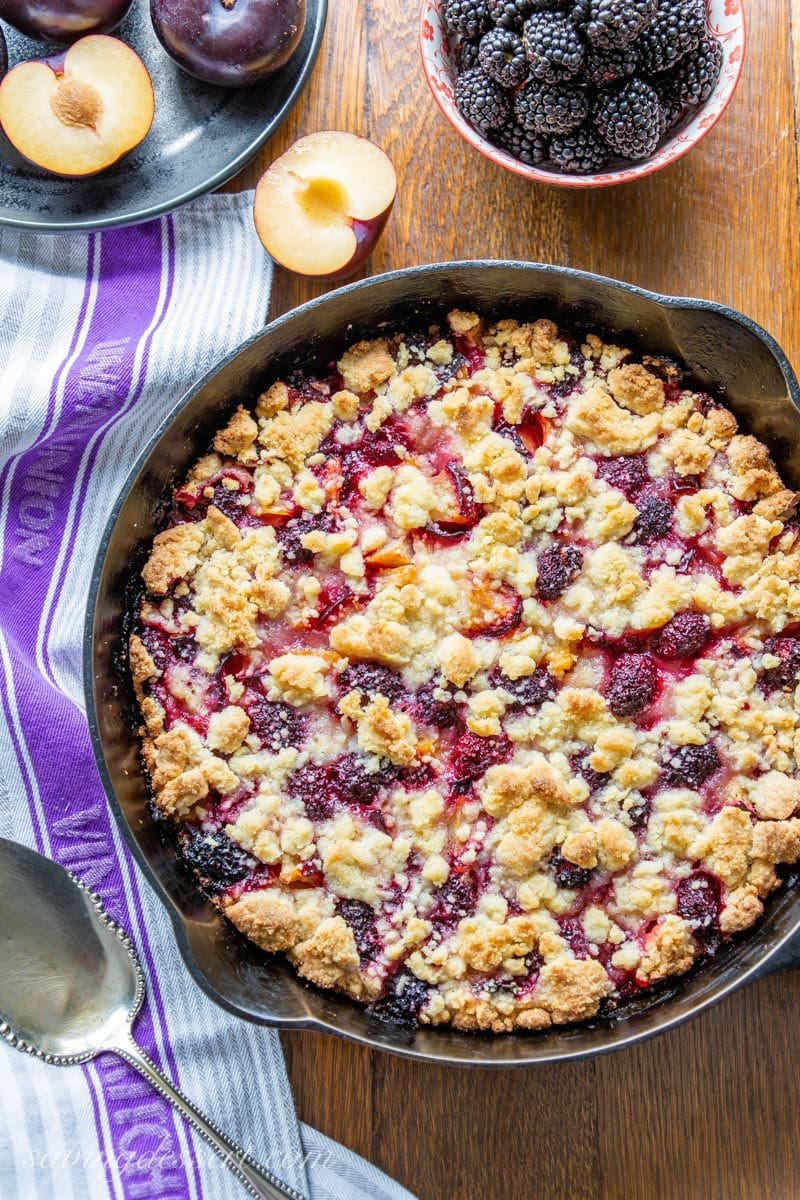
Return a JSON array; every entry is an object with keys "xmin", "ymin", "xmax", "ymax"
[{"xmin": 0, "ymin": 193, "xmax": 416, "ymax": 1200}]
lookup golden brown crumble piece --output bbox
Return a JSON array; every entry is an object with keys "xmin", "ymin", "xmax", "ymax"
[
  {"xmin": 141, "ymin": 523, "xmax": 205, "ymax": 595},
  {"xmin": 337, "ymin": 339, "xmax": 396, "ymax": 393},
  {"xmin": 213, "ymin": 405, "xmax": 258, "ymax": 457},
  {"xmin": 607, "ymin": 363, "xmax": 666, "ymax": 415}
]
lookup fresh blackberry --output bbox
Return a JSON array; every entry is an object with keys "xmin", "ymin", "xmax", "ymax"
[
  {"xmin": 522, "ymin": 11, "xmax": 584, "ymax": 82},
  {"xmin": 593, "ymin": 77, "xmax": 662, "ymax": 160},
  {"xmin": 656, "ymin": 81, "xmax": 689, "ymax": 133},
  {"xmin": 455, "ymin": 67, "xmax": 511, "ymax": 131},
  {"xmin": 456, "ymin": 37, "xmax": 481, "ymax": 71},
  {"xmin": 515, "ymin": 79, "xmax": 588, "ymax": 134},
  {"xmin": 181, "ymin": 829, "xmax": 256, "ymax": 890},
  {"xmin": 586, "ymin": 0, "xmax": 656, "ymax": 49},
  {"xmin": 443, "ymin": 0, "xmax": 491, "ymax": 38},
  {"xmin": 669, "ymin": 35, "xmax": 723, "ymax": 107},
  {"xmin": 535, "ymin": 542, "xmax": 583, "ymax": 599},
  {"xmin": 550, "ymin": 123, "xmax": 608, "ymax": 172},
  {"xmin": 479, "ymin": 27, "xmax": 529, "ymax": 87},
  {"xmin": 487, "ymin": 0, "xmax": 536, "ymax": 30},
  {"xmin": 636, "ymin": 0, "xmax": 705, "ymax": 75},
  {"xmin": 492, "ymin": 120, "xmax": 547, "ymax": 165},
  {"xmin": 605, "ymin": 652, "xmax": 658, "ymax": 717},
  {"xmin": 571, "ymin": 0, "xmax": 590, "ymax": 25},
  {"xmin": 661, "ymin": 741, "xmax": 720, "ymax": 789},
  {"xmin": 584, "ymin": 43, "xmax": 637, "ymax": 86}
]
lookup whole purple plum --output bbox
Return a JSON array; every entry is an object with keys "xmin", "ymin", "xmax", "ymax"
[
  {"xmin": 0, "ymin": 0, "xmax": 133, "ymax": 41},
  {"xmin": 150, "ymin": 0, "xmax": 306, "ymax": 87}
]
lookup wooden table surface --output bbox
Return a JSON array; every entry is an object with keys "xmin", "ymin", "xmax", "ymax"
[{"xmin": 229, "ymin": 3, "xmax": 800, "ymax": 1197}]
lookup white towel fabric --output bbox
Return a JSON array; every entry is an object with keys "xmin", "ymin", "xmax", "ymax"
[{"xmin": 0, "ymin": 190, "xmax": 416, "ymax": 1200}]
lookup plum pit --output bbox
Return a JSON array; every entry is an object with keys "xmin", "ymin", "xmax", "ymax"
[
  {"xmin": 299, "ymin": 177, "xmax": 349, "ymax": 227},
  {"xmin": 50, "ymin": 75, "xmax": 102, "ymax": 129}
]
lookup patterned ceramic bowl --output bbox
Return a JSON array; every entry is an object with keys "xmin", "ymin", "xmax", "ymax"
[{"xmin": 419, "ymin": 0, "xmax": 746, "ymax": 188}]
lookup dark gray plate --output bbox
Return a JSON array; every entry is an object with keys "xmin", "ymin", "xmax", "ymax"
[{"xmin": 0, "ymin": 0, "xmax": 327, "ymax": 232}]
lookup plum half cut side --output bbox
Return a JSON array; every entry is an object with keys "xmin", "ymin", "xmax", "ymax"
[
  {"xmin": 253, "ymin": 131, "xmax": 397, "ymax": 281},
  {"xmin": 0, "ymin": 34, "xmax": 154, "ymax": 178}
]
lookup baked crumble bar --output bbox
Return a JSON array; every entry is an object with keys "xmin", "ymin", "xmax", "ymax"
[{"xmin": 130, "ymin": 312, "xmax": 800, "ymax": 1033}]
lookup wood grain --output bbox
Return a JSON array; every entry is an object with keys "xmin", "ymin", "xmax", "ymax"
[{"xmin": 229, "ymin": 2, "xmax": 800, "ymax": 1196}]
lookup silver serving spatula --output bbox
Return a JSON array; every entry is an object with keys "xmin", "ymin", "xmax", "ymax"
[{"xmin": 0, "ymin": 836, "xmax": 304, "ymax": 1200}]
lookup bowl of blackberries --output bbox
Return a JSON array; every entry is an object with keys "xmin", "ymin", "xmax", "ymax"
[{"xmin": 420, "ymin": 0, "xmax": 745, "ymax": 186}]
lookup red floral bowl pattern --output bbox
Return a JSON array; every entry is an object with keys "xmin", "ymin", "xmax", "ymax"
[{"xmin": 419, "ymin": 0, "xmax": 746, "ymax": 188}]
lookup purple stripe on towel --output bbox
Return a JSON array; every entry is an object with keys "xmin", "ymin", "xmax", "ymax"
[{"xmin": 0, "ymin": 218, "xmax": 201, "ymax": 1200}]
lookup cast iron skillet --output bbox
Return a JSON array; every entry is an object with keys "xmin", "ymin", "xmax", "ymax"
[{"xmin": 85, "ymin": 261, "xmax": 800, "ymax": 1066}]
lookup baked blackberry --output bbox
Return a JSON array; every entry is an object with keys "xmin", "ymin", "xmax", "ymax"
[
  {"xmin": 549, "ymin": 123, "xmax": 608, "ymax": 172},
  {"xmin": 479, "ymin": 27, "xmax": 529, "ymax": 87},
  {"xmin": 181, "ymin": 829, "xmax": 256, "ymax": 890},
  {"xmin": 584, "ymin": 43, "xmax": 637, "ymax": 86},
  {"xmin": 456, "ymin": 37, "xmax": 481, "ymax": 71},
  {"xmin": 515, "ymin": 79, "xmax": 588, "ymax": 134},
  {"xmin": 669, "ymin": 34, "xmax": 723, "ymax": 106},
  {"xmin": 492, "ymin": 120, "xmax": 547, "ymax": 165},
  {"xmin": 635, "ymin": 0, "xmax": 705, "ymax": 75},
  {"xmin": 522, "ymin": 11, "xmax": 584, "ymax": 82},
  {"xmin": 593, "ymin": 76, "xmax": 661, "ymax": 159},
  {"xmin": 586, "ymin": 0, "xmax": 656, "ymax": 49},
  {"xmin": 487, "ymin": 0, "xmax": 536, "ymax": 30},
  {"xmin": 455, "ymin": 66, "xmax": 511, "ymax": 131},
  {"xmin": 443, "ymin": 0, "xmax": 491, "ymax": 38}
]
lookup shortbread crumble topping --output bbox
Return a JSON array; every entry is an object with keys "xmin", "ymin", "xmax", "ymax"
[{"xmin": 131, "ymin": 312, "xmax": 800, "ymax": 1033}]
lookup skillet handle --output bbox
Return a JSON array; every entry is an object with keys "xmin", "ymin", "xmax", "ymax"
[{"xmin": 752, "ymin": 932, "xmax": 800, "ymax": 981}]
